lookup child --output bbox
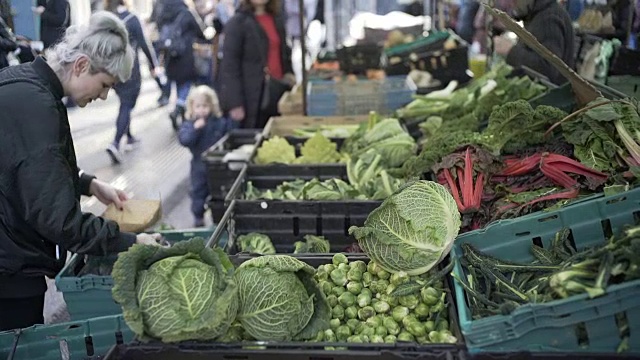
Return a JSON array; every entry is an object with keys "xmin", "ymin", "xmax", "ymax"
[{"xmin": 178, "ymin": 85, "xmax": 233, "ymax": 227}]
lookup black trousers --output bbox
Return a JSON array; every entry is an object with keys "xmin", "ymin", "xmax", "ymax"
[{"xmin": 0, "ymin": 294, "xmax": 45, "ymax": 331}]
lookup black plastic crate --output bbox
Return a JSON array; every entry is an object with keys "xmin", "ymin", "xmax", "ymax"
[
  {"xmin": 222, "ymin": 165, "xmax": 381, "ymax": 244},
  {"xmin": 466, "ymin": 353, "xmax": 640, "ymax": 359},
  {"xmin": 608, "ymin": 47, "xmax": 640, "ymax": 77},
  {"xmin": 336, "ymin": 44, "xmax": 385, "ymax": 75},
  {"xmin": 102, "ymin": 254, "xmax": 465, "ymax": 360}
]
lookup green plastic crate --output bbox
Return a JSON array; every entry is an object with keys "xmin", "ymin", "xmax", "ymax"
[
  {"xmin": 0, "ymin": 315, "xmax": 132, "ymax": 360},
  {"xmin": 452, "ymin": 187, "xmax": 640, "ymax": 353},
  {"xmin": 55, "ymin": 229, "xmax": 222, "ymax": 321},
  {"xmin": 605, "ymin": 76, "xmax": 640, "ymax": 99}
]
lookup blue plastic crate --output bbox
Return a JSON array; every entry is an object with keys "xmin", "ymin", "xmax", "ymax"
[
  {"xmin": 55, "ymin": 228, "xmax": 223, "ymax": 321},
  {"xmin": 452, "ymin": 187, "xmax": 640, "ymax": 354},
  {"xmin": 0, "ymin": 315, "xmax": 132, "ymax": 360},
  {"xmin": 307, "ymin": 76, "xmax": 415, "ymax": 116}
]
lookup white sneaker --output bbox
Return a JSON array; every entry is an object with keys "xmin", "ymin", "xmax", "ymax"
[{"xmin": 106, "ymin": 144, "xmax": 124, "ymax": 164}]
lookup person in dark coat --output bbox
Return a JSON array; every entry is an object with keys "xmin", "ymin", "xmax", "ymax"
[
  {"xmin": 104, "ymin": 0, "xmax": 161, "ymax": 164},
  {"xmin": 154, "ymin": 0, "xmax": 206, "ymax": 130},
  {"xmin": 178, "ymin": 85, "xmax": 234, "ymax": 227},
  {"xmin": 33, "ymin": 0, "xmax": 70, "ymax": 50},
  {"xmin": 0, "ymin": 16, "xmax": 17, "ymax": 69},
  {"xmin": 219, "ymin": 0, "xmax": 295, "ymax": 129},
  {"xmin": 493, "ymin": 0, "xmax": 575, "ymax": 85},
  {"xmin": 0, "ymin": 12, "xmax": 162, "ymax": 332}
]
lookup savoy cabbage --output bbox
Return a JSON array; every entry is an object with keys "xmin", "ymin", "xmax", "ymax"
[
  {"xmin": 349, "ymin": 181, "xmax": 461, "ymax": 275},
  {"xmin": 111, "ymin": 238, "xmax": 238, "ymax": 343},
  {"xmin": 234, "ymin": 255, "xmax": 331, "ymax": 341}
]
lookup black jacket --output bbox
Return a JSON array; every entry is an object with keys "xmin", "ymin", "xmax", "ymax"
[
  {"xmin": 155, "ymin": 0, "xmax": 205, "ymax": 84},
  {"xmin": 0, "ymin": 16, "xmax": 16, "ymax": 69},
  {"xmin": 0, "ymin": 57, "xmax": 136, "ymax": 298},
  {"xmin": 219, "ymin": 10, "xmax": 293, "ymax": 129},
  {"xmin": 37, "ymin": 0, "xmax": 70, "ymax": 49},
  {"xmin": 506, "ymin": 0, "xmax": 575, "ymax": 85}
]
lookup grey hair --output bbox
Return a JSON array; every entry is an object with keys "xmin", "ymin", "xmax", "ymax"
[{"xmin": 46, "ymin": 11, "xmax": 134, "ymax": 83}]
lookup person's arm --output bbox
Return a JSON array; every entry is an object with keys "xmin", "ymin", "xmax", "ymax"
[
  {"xmin": 132, "ymin": 16, "xmax": 159, "ymax": 69},
  {"xmin": 277, "ymin": 16, "xmax": 294, "ymax": 75},
  {"xmin": 506, "ymin": 15, "xmax": 567, "ymax": 83},
  {"xmin": 0, "ymin": 35, "xmax": 16, "ymax": 52},
  {"xmin": 77, "ymin": 169, "xmax": 96, "ymax": 197},
  {"xmin": 219, "ymin": 17, "xmax": 245, "ymax": 111},
  {"xmin": 40, "ymin": 0, "xmax": 68, "ymax": 27},
  {"xmin": 178, "ymin": 120, "xmax": 202, "ymax": 147},
  {"xmin": 188, "ymin": 8, "xmax": 207, "ymax": 40},
  {"xmin": 0, "ymin": 83, "xmax": 135, "ymax": 256}
]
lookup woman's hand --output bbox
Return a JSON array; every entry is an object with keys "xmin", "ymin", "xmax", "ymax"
[
  {"xmin": 89, "ymin": 179, "xmax": 128, "ymax": 210},
  {"xmin": 229, "ymin": 106, "xmax": 245, "ymax": 122},
  {"xmin": 194, "ymin": 118, "xmax": 207, "ymax": 129}
]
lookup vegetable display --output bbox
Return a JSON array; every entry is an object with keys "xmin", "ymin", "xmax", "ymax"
[{"xmin": 314, "ymin": 254, "xmax": 458, "ymax": 344}]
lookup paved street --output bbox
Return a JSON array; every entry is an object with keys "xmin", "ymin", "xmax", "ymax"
[{"xmin": 45, "ymin": 70, "xmax": 209, "ymax": 324}]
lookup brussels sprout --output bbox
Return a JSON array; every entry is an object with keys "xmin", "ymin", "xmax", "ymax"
[
  {"xmin": 383, "ymin": 317, "xmax": 401, "ymax": 336},
  {"xmin": 332, "ymin": 286, "xmax": 346, "ymax": 296},
  {"xmin": 428, "ymin": 330, "xmax": 457, "ymax": 344},
  {"xmin": 324, "ymin": 264, "xmax": 336, "ymax": 273},
  {"xmin": 416, "ymin": 336, "xmax": 430, "ymax": 345},
  {"xmin": 424, "ymin": 320, "xmax": 436, "ymax": 333},
  {"xmin": 384, "ymin": 335, "xmax": 397, "ymax": 344},
  {"xmin": 332, "ymin": 253, "xmax": 348, "ymax": 266},
  {"xmin": 407, "ymin": 321, "xmax": 426, "ymax": 337},
  {"xmin": 347, "ymin": 335, "xmax": 365, "ymax": 343},
  {"xmin": 370, "ymin": 279, "xmax": 389, "ymax": 294},
  {"xmin": 366, "ymin": 315, "xmax": 383, "ymax": 328},
  {"xmin": 373, "ymin": 301, "xmax": 390, "ymax": 314},
  {"xmin": 420, "ymin": 287, "xmax": 441, "ymax": 306},
  {"xmin": 357, "ymin": 306, "xmax": 376, "ymax": 320},
  {"xmin": 357, "ymin": 291, "xmax": 372, "ymax": 308},
  {"xmin": 362, "ymin": 272, "xmax": 374, "ymax": 287},
  {"xmin": 313, "ymin": 330, "xmax": 325, "ymax": 342},
  {"xmin": 397, "ymin": 331, "xmax": 415, "ymax": 342},
  {"xmin": 338, "ymin": 292, "xmax": 357, "ymax": 308},
  {"xmin": 346, "ymin": 281, "xmax": 363, "ymax": 294},
  {"xmin": 350, "ymin": 260, "xmax": 367, "ymax": 273},
  {"xmin": 326, "ymin": 294, "xmax": 339, "ymax": 308},
  {"xmin": 324, "ymin": 329, "xmax": 337, "ymax": 342},
  {"xmin": 370, "ymin": 335, "xmax": 385, "ymax": 343},
  {"xmin": 330, "ymin": 269, "xmax": 348, "ymax": 287},
  {"xmin": 392, "ymin": 306, "xmax": 410, "ymax": 323},
  {"xmin": 414, "ymin": 303, "xmax": 430, "ymax": 319},
  {"xmin": 379, "ymin": 294, "xmax": 399, "ymax": 307},
  {"xmin": 347, "ymin": 268, "xmax": 363, "ymax": 282},
  {"xmin": 346, "ymin": 319, "xmax": 360, "ymax": 332},
  {"xmin": 389, "ymin": 271, "xmax": 410, "ymax": 286},
  {"xmin": 337, "ymin": 263, "xmax": 349, "ymax": 272},
  {"xmin": 345, "ymin": 306, "xmax": 358, "ymax": 320},
  {"xmin": 402, "ymin": 315, "xmax": 419, "ymax": 330},
  {"xmin": 316, "ymin": 268, "xmax": 329, "ymax": 282},
  {"xmin": 430, "ymin": 297, "xmax": 446, "ymax": 314},
  {"xmin": 377, "ymin": 269, "xmax": 390, "ymax": 280},
  {"xmin": 360, "ymin": 325, "xmax": 375, "ymax": 337},
  {"xmin": 367, "ymin": 261, "xmax": 381, "ymax": 276},
  {"xmin": 385, "ymin": 284, "xmax": 397, "ymax": 296},
  {"xmin": 336, "ymin": 325, "xmax": 352, "ymax": 342},
  {"xmin": 375, "ymin": 325, "xmax": 388, "ymax": 337},
  {"xmin": 398, "ymin": 295, "xmax": 420, "ymax": 309},
  {"xmin": 320, "ymin": 281, "xmax": 333, "ymax": 296},
  {"xmin": 332, "ymin": 305, "xmax": 345, "ymax": 320},
  {"xmin": 329, "ymin": 318, "xmax": 341, "ymax": 330},
  {"xmin": 436, "ymin": 319, "xmax": 449, "ymax": 332}
]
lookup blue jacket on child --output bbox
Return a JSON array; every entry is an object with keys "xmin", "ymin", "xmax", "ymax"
[{"xmin": 178, "ymin": 115, "xmax": 235, "ymax": 220}]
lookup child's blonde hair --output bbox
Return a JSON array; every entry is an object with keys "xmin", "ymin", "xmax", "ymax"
[{"xmin": 186, "ymin": 85, "xmax": 223, "ymax": 118}]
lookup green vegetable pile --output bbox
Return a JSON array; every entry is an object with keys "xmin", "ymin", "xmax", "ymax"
[
  {"xmin": 313, "ymin": 254, "xmax": 457, "ymax": 344},
  {"xmin": 236, "ymin": 233, "xmax": 331, "ymax": 255},
  {"xmin": 453, "ymin": 225, "xmax": 640, "ymax": 322},
  {"xmin": 254, "ymin": 134, "xmax": 342, "ymax": 165}
]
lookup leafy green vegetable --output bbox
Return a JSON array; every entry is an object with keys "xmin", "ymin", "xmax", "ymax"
[
  {"xmin": 237, "ymin": 233, "xmax": 276, "ymax": 255},
  {"xmin": 294, "ymin": 235, "xmax": 331, "ymax": 254},
  {"xmin": 111, "ymin": 238, "xmax": 238, "ymax": 343},
  {"xmin": 349, "ymin": 181, "xmax": 461, "ymax": 275},
  {"xmin": 234, "ymin": 255, "xmax": 331, "ymax": 341},
  {"xmin": 254, "ymin": 136, "xmax": 297, "ymax": 165}
]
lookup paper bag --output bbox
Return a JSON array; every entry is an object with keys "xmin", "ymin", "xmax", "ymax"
[{"xmin": 102, "ymin": 199, "xmax": 162, "ymax": 233}]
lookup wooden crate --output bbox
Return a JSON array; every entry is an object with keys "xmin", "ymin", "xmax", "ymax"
[{"xmin": 262, "ymin": 115, "xmax": 368, "ymax": 137}]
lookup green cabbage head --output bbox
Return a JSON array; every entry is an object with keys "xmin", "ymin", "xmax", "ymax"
[
  {"xmin": 234, "ymin": 255, "xmax": 331, "ymax": 341},
  {"xmin": 349, "ymin": 181, "xmax": 461, "ymax": 276},
  {"xmin": 112, "ymin": 238, "xmax": 238, "ymax": 343}
]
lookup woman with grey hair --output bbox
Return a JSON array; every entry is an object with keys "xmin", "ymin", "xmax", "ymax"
[{"xmin": 0, "ymin": 11, "xmax": 162, "ymax": 331}]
